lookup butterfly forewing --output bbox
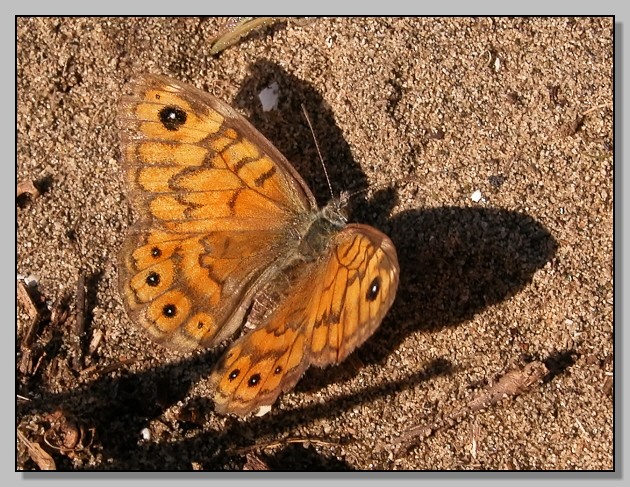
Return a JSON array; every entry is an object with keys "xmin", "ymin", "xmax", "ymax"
[{"xmin": 118, "ymin": 75, "xmax": 316, "ymax": 351}]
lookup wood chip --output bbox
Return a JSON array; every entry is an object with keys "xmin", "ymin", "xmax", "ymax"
[
  {"xmin": 17, "ymin": 180, "xmax": 41, "ymax": 200},
  {"xmin": 243, "ymin": 452, "xmax": 270, "ymax": 471},
  {"xmin": 602, "ymin": 375, "xmax": 613, "ymax": 397},
  {"xmin": 559, "ymin": 115, "xmax": 585, "ymax": 137},
  {"xmin": 17, "ymin": 430, "xmax": 56, "ymax": 471},
  {"xmin": 17, "ymin": 281, "xmax": 42, "ymax": 349},
  {"xmin": 88, "ymin": 329, "xmax": 103, "ymax": 354},
  {"xmin": 49, "ymin": 293, "xmax": 71, "ymax": 330},
  {"xmin": 18, "ymin": 349, "xmax": 34, "ymax": 376}
]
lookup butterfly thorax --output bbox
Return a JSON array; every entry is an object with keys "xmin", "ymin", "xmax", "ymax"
[
  {"xmin": 298, "ymin": 198, "xmax": 348, "ymax": 262},
  {"xmin": 247, "ymin": 199, "xmax": 347, "ymax": 329}
]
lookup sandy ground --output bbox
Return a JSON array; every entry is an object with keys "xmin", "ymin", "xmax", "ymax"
[{"xmin": 16, "ymin": 17, "xmax": 613, "ymax": 471}]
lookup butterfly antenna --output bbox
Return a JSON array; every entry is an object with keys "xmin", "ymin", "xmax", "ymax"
[{"xmin": 301, "ymin": 104, "xmax": 335, "ymax": 200}]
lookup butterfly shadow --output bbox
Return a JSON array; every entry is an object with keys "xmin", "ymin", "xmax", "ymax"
[
  {"xmin": 229, "ymin": 58, "xmax": 372, "ymax": 207},
  {"xmin": 357, "ymin": 196, "xmax": 559, "ymax": 365},
  {"xmin": 18, "ymin": 347, "xmax": 454, "ymax": 471},
  {"xmin": 226, "ymin": 63, "xmax": 558, "ymax": 367},
  {"xmin": 17, "ymin": 201, "xmax": 559, "ymax": 472},
  {"xmin": 297, "ymin": 192, "xmax": 558, "ymax": 393}
]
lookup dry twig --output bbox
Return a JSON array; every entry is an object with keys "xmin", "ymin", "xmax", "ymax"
[
  {"xmin": 396, "ymin": 361, "xmax": 549, "ymax": 451},
  {"xmin": 71, "ymin": 271, "xmax": 86, "ymax": 369},
  {"xmin": 80, "ymin": 357, "xmax": 137, "ymax": 377},
  {"xmin": 18, "ymin": 280, "xmax": 41, "ymax": 347},
  {"xmin": 209, "ymin": 17, "xmax": 279, "ymax": 55}
]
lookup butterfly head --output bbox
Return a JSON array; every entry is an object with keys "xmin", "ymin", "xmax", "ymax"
[{"xmin": 320, "ymin": 195, "xmax": 349, "ymax": 229}]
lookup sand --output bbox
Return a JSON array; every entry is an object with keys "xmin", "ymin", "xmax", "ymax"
[{"xmin": 16, "ymin": 17, "xmax": 613, "ymax": 471}]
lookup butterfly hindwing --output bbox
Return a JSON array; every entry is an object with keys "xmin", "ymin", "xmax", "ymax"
[
  {"xmin": 308, "ymin": 224, "xmax": 399, "ymax": 366},
  {"xmin": 209, "ymin": 225, "xmax": 399, "ymax": 416}
]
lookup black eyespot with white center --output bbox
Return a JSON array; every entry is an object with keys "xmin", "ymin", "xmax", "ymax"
[
  {"xmin": 248, "ymin": 373, "xmax": 261, "ymax": 387},
  {"xmin": 159, "ymin": 106, "xmax": 187, "ymax": 131},
  {"xmin": 151, "ymin": 246, "xmax": 162, "ymax": 258},
  {"xmin": 274, "ymin": 366, "xmax": 283, "ymax": 374},
  {"xmin": 228, "ymin": 369, "xmax": 240, "ymax": 381},
  {"xmin": 162, "ymin": 304, "xmax": 177, "ymax": 318},
  {"xmin": 146, "ymin": 271, "xmax": 160, "ymax": 287},
  {"xmin": 366, "ymin": 276, "xmax": 381, "ymax": 302}
]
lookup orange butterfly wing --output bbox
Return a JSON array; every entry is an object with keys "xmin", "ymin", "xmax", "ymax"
[
  {"xmin": 118, "ymin": 74, "xmax": 400, "ymax": 417},
  {"xmin": 118, "ymin": 74, "xmax": 317, "ymax": 351},
  {"xmin": 210, "ymin": 224, "xmax": 399, "ymax": 417}
]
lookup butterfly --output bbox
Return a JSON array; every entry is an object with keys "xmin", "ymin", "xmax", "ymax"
[{"xmin": 117, "ymin": 74, "xmax": 399, "ymax": 417}]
